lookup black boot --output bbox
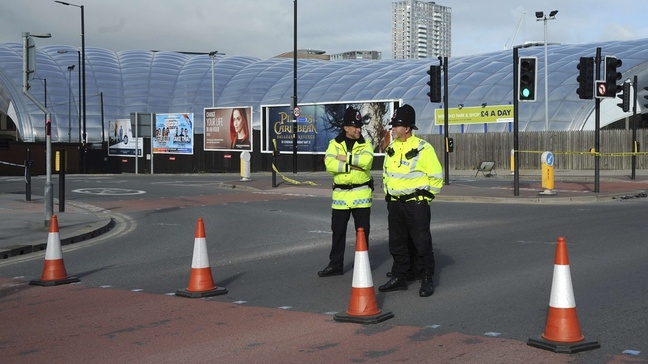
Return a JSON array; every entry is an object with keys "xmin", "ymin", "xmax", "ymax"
[
  {"xmin": 318, "ymin": 265, "xmax": 343, "ymax": 277},
  {"xmin": 378, "ymin": 276, "xmax": 408, "ymax": 292},
  {"xmin": 386, "ymin": 270, "xmax": 421, "ymax": 281},
  {"xmin": 419, "ymin": 269, "xmax": 434, "ymax": 297}
]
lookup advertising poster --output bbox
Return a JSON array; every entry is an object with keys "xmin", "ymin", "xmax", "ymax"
[
  {"xmin": 153, "ymin": 113, "xmax": 194, "ymax": 155},
  {"xmin": 263, "ymin": 100, "xmax": 396, "ymax": 154},
  {"xmin": 108, "ymin": 119, "xmax": 141, "ymax": 157},
  {"xmin": 204, "ymin": 107, "xmax": 252, "ymax": 151},
  {"xmin": 434, "ymin": 104, "xmax": 514, "ymax": 125}
]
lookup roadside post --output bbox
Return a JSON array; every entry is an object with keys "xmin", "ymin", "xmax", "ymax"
[
  {"xmin": 539, "ymin": 151, "xmax": 556, "ymax": 195},
  {"xmin": 240, "ymin": 151, "xmax": 251, "ymax": 181}
]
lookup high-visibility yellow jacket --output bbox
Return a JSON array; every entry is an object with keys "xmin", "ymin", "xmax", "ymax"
[
  {"xmin": 325, "ymin": 133, "xmax": 374, "ymax": 210},
  {"xmin": 383, "ymin": 134, "xmax": 443, "ymax": 202}
]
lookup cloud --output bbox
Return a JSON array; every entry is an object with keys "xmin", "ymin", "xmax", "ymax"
[{"xmin": 1, "ymin": 0, "xmax": 646, "ymax": 59}]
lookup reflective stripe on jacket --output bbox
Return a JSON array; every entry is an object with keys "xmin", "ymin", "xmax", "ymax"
[
  {"xmin": 325, "ymin": 132, "xmax": 374, "ymax": 210},
  {"xmin": 382, "ymin": 134, "xmax": 443, "ymax": 202}
]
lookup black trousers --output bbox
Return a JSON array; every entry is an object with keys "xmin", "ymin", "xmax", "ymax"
[
  {"xmin": 328, "ymin": 207, "xmax": 370, "ymax": 268},
  {"xmin": 387, "ymin": 200, "xmax": 435, "ymax": 277}
]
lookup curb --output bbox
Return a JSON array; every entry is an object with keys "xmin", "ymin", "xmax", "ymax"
[
  {"xmin": 434, "ymin": 190, "xmax": 648, "ymax": 204},
  {"xmin": 0, "ymin": 200, "xmax": 115, "ymax": 260}
]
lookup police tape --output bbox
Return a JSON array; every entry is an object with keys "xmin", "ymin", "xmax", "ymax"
[
  {"xmin": 0, "ymin": 160, "xmax": 25, "ymax": 167},
  {"xmin": 271, "ymin": 162, "xmax": 318, "ymax": 186},
  {"xmin": 517, "ymin": 150, "xmax": 648, "ymax": 157},
  {"xmin": 270, "ymin": 139, "xmax": 318, "ymax": 186}
]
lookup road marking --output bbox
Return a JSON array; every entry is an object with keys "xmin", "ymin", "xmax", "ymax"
[
  {"xmin": 72, "ymin": 188, "xmax": 146, "ymax": 195},
  {"xmin": 0, "ymin": 212, "xmax": 137, "ymax": 267}
]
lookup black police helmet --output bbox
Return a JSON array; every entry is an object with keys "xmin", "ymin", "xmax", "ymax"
[
  {"xmin": 342, "ymin": 106, "xmax": 363, "ymax": 128},
  {"xmin": 389, "ymin": 104, "xmax": 417, "ymax": 130}
]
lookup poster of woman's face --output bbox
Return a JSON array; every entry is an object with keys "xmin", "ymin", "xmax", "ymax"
[{"xmin": 204, "ymin": 107, "xmax": 252, "ymax": 151}]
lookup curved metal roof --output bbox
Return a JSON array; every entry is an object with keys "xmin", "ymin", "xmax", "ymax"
[{"xmin": 1, "ymin": 38, "xmax": 648, "ymax": 143}]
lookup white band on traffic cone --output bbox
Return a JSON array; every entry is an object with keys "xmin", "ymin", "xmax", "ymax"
[
  {"xmin": 549, "ymin": 265, "xmax": 576, "ymax": 309},
  {"xmin": 191, "ymin": 237, "xmax": 210, "ymax": 269},
  {"xmin": 351, "ymin": 249, "xmax": 373, "ymax": 289}
]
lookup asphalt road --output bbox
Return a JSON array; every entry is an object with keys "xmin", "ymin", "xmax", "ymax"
[{"xmin": 1, "ymin": 174, "xmax": 647, "ymax": 363}]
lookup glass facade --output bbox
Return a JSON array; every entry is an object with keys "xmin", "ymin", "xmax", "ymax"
[{"xmin": 1, "ymin": 38, "xmax": 648, "ymax": 143}]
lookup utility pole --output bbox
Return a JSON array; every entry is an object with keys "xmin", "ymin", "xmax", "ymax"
[{"xmin": 23, "ymin": 31, "xmax": 54, "ymax": 226}]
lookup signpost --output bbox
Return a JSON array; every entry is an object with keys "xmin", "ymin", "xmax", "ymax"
[{"xmin": 595, "ymin": 80, "xmax": 613, "ymax": 99}]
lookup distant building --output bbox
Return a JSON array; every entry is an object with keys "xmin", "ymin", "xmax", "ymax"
[
  {"xmin": 392, "ymin": 0, "xmax": 452, "ymax": 59},
  {"xmin": 329, "ymin": 51, "xmax": 382, "ymax": 61},
  {"xmin": 274, "ymin": 49, "xmax": 381, "ymax": 61},
  {"xmin": 273, "ymin": 49, "xmax": 329, "ymax": 60}
]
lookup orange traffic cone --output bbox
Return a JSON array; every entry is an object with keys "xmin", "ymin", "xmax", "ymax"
[
  {"xmin": 29, "ymin": 215, "xmax": 80, "ymax": 286},
  {"xmin": 334, "ymin": 228, "xmax": 393, "ymax": 324},
  {"xmin": 528, "ymin": 237, "xmax": 599, "ymax": 353},
  {"xmin": 176, "ymin": 218, "xmax": 227, "ymax": 298}
]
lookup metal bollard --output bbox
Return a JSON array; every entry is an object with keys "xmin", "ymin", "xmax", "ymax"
[
  {"xmin": 25, "ymin": 148, "xmax": 32, "ymax": 201},
  {"xmin": 240, "ymin": 151, "xmax": 251, "ymax": 182}
]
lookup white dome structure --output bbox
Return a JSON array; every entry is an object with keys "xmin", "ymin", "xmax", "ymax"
[{"xmin": 1, "ymin": 38, "xmax": 648, "ymax": 143}]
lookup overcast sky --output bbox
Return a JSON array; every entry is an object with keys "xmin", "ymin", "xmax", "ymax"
[{"xmin": 1, "ymin": 0, "xmax": 647, "ymax": 59}]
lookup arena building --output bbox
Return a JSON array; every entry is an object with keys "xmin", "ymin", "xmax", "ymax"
[{"xmin": 1, "ymin": 38, "xmax": 648, "ymax": 145}]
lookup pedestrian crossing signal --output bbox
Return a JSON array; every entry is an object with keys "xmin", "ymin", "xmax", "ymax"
[{"xmin": 446, "ymin": 137, "xmax": 454, "ymax": 153}]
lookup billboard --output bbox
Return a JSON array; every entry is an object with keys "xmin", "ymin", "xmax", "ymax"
[
  {"xmin": 204, "ymin": 107, "xmax": 252, "ymax": 151},
  {"xmin": 434, "ymin": 104, "xmax": 513, "ymax": 125},
  {"xmin": 153, "ymin": 113, "xmax": 194, "ymax": 154},
  {"xmin": 262, "ymin": 100, "xmax": 397, "ymax": 154},
  {"xmin": 108, "ymin": 119, "xmax": 141, "ymax": 157}
]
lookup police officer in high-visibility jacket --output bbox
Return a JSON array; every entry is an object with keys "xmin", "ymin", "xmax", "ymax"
[
  {"xmin": 318, "ymin": 106, "xmax": 374, "ymax": 277},
  {"xmin": 379, "ymin": 104, "xmax": 443, "ymax": 297}
]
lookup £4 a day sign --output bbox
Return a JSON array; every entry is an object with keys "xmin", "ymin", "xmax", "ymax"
[{"xmin": 435, "ymin": 105, "xmax": 513, "ymax": 125}]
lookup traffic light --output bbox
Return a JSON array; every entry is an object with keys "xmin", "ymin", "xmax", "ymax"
[
  {"xmin": 616, "ymin": 82, "xmax": 630, "ymax": 112},
  {"xmin": 427, "ymin": 65, "xmax": 441, "ymax": 103},
  {"xmin": 518, "ymin": 57, "xmax": 537, "ymax": 101},
  {"xmin": 446, "ymin": 137, "xmax": 454, "ymax": 153},
  {"xmin": 576, "ymin": 57, "xmax": 594, "ymax": 99},
  {"xmin": 604, "ymin": 56, "xmax": 622, "ymax": 97}
]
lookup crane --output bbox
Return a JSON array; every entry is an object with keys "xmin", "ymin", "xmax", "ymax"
[{"xmin": 504, "ymin": 12, "xmax": 526, "ymax": 50}]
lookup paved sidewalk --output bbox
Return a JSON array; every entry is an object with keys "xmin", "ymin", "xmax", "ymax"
[
  {"xmin": 248, "ymin": 168, "xmax": 648, "ymax": 203},
  {"xmin": 0, "ymin": 195, "xmax": 113, "ymax": 259}
]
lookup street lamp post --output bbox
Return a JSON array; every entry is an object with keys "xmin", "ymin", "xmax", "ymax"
[
  {"xmin": 67, "ymin": 65, "xmax": 75, "ymax": 142},
  {"xmin": 32, "ymin": 77, "xmax": 47, "ymax": 122},
  {"xmin": 57, "ymin": 49, "xmax": 81, "ymax": 142},
  {"xmin": 536, "ymin": 10, "xmax": 558, "ymax": 131},
  {"xmin": 55, "ymin": 1, "xmax": 86, "ymax": 171},
  {"xmin": 209, "ymin": 51, "xmax": 218, "ymax": 107},
  {"xmin": 43, "ymin": 78, "xmax": 47, "ymax": 110},
  {"xmin": 22, "ymin": 32, "xmax": 53, "ymax": 226}
]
